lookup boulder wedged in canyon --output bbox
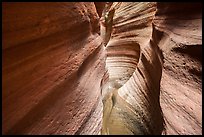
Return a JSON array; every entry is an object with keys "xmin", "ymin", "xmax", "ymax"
[{"xmin": 2, "ymin": 2, "xmax": 202, "ymax": 135}]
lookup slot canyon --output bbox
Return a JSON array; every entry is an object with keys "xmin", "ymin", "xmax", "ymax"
[{"xmin": 2, "ymin": 2, "xmax": 202, "ymax": 135}]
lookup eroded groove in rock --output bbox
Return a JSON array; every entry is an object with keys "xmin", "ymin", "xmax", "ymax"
[
  {"xmin": 153, "ymin": 3, "xmax": 202, "ymax": 135},
  {"xmin": 2, "ymin": 2, "xmax": 105, "ymax": 135},
  {"xmin": 101, "ymin": 2, "xmax": 202, "ymax": 135},
  {"xmin": 2, "ymin": 2, "xmax": 202, "ymax": 135},
  {"xmin": 102, "ymin": 2, "xmax": 157, "ymax": 89},
  {"xmin": 101, "ymin": 2, "xmax": 166, "ymax": 135}
]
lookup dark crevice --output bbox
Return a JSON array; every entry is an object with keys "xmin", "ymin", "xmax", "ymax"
[{"xmin": 172, "ymin": 45, "xmax": 202, "ymax": 63}]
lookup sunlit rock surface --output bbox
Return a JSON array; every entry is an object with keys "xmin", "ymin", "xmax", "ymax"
[
  {"xmin": 2, "ymin": 2, "xmax": 202, "ymax": 135},
  {"xmin": 101, "ymin": 2, "xmax": 165, "ymax": 135}
]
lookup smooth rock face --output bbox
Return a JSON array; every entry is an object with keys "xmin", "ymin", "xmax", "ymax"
[
  {"xmin": 2, "ymin": 2, "xmax": 104, "ymax": 135},
  {"xmin": 101, "ymin": 2, "xmax": 165, "ymax": 135},
  {"xmin": 2, "ymin": 2, "xmax": 202, "ymax": 135},
  {"xmin": 100, "ymin": 2, "xmax": 201, "ymax": 135}
]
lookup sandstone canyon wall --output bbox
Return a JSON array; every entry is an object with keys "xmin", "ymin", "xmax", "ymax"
[
  {"xmin": 2, "ymin": 2, "xmax": 202, "ymax": 135},
  {"xmin": 2, "ymin": 2, "xmax": 104, "ymax": 135},
  {"xmin": 154, "ymin": 3, "xmax": 202, "ymax": 134}
]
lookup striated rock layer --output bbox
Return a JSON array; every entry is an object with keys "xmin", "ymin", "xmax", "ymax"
[
  {"xmin": 2, "ymin": 2, "xmax": 202, "ymax": 135},
  {"xmin": 2, "ymin": 2, "xmax": 104, "ymax": 135},
  {"xmin": 153, "ymin": 3, "xmax": 202, "ymax": 135},
  {"xmin": 99, "ymin": 2, "xmax": 202, "ymax": 135},
  {"xmin": 100, "ymin": 2, "xmax": 165, "ymax": 135}
]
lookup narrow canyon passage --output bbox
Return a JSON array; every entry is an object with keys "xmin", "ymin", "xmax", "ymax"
[
  {"xmin": 2, "ymin": 2, "xmax": 202, "ymax": 135},
  {"xmin": 100, "ymin": 2, "xmax": 165, "ymax": 135}
]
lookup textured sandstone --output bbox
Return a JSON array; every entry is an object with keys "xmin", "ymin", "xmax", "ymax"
[
  {"xmin": 101, "ymin": 2, "xmax": 165, "ymax": 135},
  {"xmin": 94, "ymin": 2, "xmax": 106, "ymax": 18},
  {"xmin": 2, "ymin": 2, "xmax": 202, "ymax": 135},
  {"xmin": 2, "ymin": 2, "xmax": 104, "ymax": 135},
  {"xmin": 154, "ymin": 3, "xmax": 202, "ymax": 135},
  {"xmin": 100, "ymin": 2, "xmax": 202, "ymax": 135}
]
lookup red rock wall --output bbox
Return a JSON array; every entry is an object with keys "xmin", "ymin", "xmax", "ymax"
[
  {"xmin": 94, "ymin": 2, "xmax": 106, "ymax": 17},
  {"xmin": 2, "ymin": 2, "xmax": 202, "ymax": 135},
  {"xmin": 153, "ymin": 3, "xmax": 202, "ymax": 135},
  {"xmin": 2, "ymin": 2, "xmax": 104, "ymax": 135}
]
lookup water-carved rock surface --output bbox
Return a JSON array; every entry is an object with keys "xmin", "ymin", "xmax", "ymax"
[
  {"xmin": 2, "ymin": 2, "xmax": 202, "ymax": 135},
  {"xmin": 2, "ymin": 2, "xmax": 104, "ymax": 135},
  {"xmin": 154, "ymin": 3, "xmax": 202, "ymax": 135},
  {"xmin": 101, "ymin": 2, "xmax": 165, "ymax": 135}
]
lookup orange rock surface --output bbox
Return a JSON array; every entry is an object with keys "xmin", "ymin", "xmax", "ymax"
[
  {"xmin": 2, "ymin": 2, "xmax": 104, "ymax": 135},
  {"xmin": 2, "ymin": 2, "xmax": 202, "ymax": 135}
]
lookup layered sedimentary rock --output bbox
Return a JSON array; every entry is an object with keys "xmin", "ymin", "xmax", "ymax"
[
  {"xmin": 2, "ymin": 2, "xmax": 202, "ymax": 135},
  {"xmin": 100, "ymin": 2, "xmax": 202, "ymax": 135},
  {"xmin": 100, "ymin": 2, "xmax": 165, "ymax": 135},
  {"xmin": 2, "ymin": 2, "xmax": 104, "ymax": 135},
  {"xmin": 153, "ymin": 3, "xmax": 202, "ymax": 135}
]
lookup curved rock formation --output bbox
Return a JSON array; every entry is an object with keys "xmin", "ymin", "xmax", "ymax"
[
  {"xmin": 2, "ymin": 2, "xmax": 202, "ymax": 135},
  {"xmin": 153, "ymin": 3, "xmax": 202, "ymax": 135},
  {"xmin": 2, "ymin": 2, "xmax": 104, "ymax": 135},
  {"xmin": 101, "ymin": 2, "xmax": 165, "ymax": 135}
]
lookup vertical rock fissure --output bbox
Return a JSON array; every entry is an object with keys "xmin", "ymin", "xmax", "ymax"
[{"xmin": 100, "ymin": 2, "xmax": 143, "ymax": 135}]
